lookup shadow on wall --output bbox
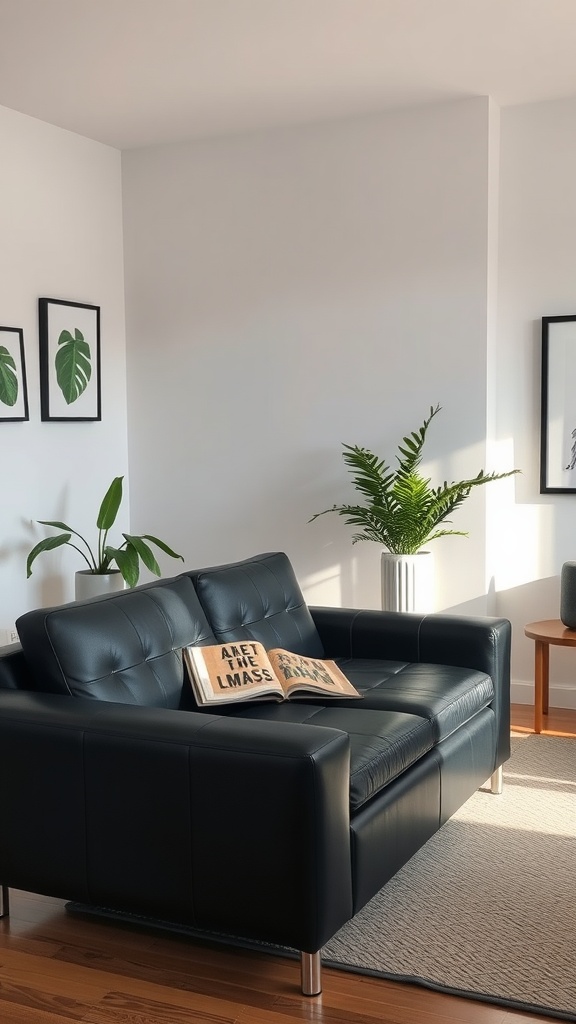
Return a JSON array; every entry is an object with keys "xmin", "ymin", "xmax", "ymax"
[
  {"xmin": 495, "ymin": 574, "xmax": 561, "ymax": 625},
  {"xmin": 447, "ymin": 574, "xmax": 575, "ymax": 702},
  {"xmin": 291, "ymin": 517, "xmax": 386, "ymax": 610},
  {"xmin": 0, "ymin": 531, "xmax": 68, "ymax": 616},
  {"xmin": 294, "ymin": 526, "xmax": 492, "ymax": 615},
  {"xmin": 494, "ymin": 574, "xmax": 576, "ymax": 701},
  {"xmin": 442, "ymin": 575, "xmax": 496, "ymax": 617}
]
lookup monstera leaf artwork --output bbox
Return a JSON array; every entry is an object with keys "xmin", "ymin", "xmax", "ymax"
[
  {"xmin": 0, "ymin": 345, "xmax": 18, "ymax": 407},
  {"xmin": 39, "ymin": 298, "xmax": 101, "ymax": 421},
  {"xmin": 0, "ymin": 327, "xmax": 29, "ymax": 422},
  {"xmin": 55, "ymin": 327, "xmax": 92, "ymax": 404}
]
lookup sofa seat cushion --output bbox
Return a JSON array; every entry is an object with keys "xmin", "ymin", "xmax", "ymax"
[
  {"xmin": 333, "ymin": 659, "xmax": 494, "ymax": 742},
  {"xmin": 216, "ymin": 702, "xmax": 435, "ymax": 810}
]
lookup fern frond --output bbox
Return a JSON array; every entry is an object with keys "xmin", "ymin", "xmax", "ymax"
[
  {"xmin": 309, "ymin": 406, "xmax": 520, "ymax": 553},
  {"xmin": 341, "ymin": 445, "xmax": 394, "ymax": 503},
  {"xmin": 394, "ymin": 404, "xmax": 441, "ymax": 476}
]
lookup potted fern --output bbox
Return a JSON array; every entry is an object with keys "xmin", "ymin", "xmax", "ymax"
[
  {"xmin": 26, "ymin": 476, "xmax": 184, "ymax": 599},
  {"xmin": 310, "ymin": 405, "xmax": 519, "ymax": 611}
]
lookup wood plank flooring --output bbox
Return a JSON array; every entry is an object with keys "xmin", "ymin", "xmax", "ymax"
[{"xmin": 0, "ymin": 703, "xmax": 573, "ymax": 1024}]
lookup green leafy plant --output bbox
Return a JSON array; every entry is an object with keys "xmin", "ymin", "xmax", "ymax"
[
  {"xmin": 56, "ymin": 328, "xmax": 91, "ymax": 404},
  {"xmin": 310, "ymin": 404, "xmax": 520, "ymax": 554},
  {"xmin": 26, "ymin": 476, "xmax": 184, "ymax": 587},
  {"xmin": 0, "ymin": 346, "xmax": 18, "ymax": 407}
]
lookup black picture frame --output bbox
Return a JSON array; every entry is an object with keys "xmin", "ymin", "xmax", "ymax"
[
  {"xmin": 39, "ymin": 297, "xmax": 101, "ymax": 421},
  {"xmin": 540, "ymin": 314, "xmax": 576, "ymax": 493},
  {"xmin": 0, "ymin": 326, "xmax": 29, "ymax": 422}
]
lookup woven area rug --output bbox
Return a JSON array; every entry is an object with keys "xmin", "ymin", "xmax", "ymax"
[
  {"xmin": 68, "ymin": 734, "xmax": 576, "ymax": 1021},
  {"xmin": 322, "ymin": 734, "xmax": 576, "ymax": 1021}
]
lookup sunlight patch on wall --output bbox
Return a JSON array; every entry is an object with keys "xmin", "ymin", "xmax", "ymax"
[
  {"xmin": 301, "ymin": 563, "xmax": 343, "ymax": 606},
  {"xmin": 485, "ymin": 436, "xmax": 541, "ymax": 591}
]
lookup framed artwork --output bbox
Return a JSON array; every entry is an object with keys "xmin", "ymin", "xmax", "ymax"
[
  {"xmin": 0, "ymin": 326, "xmax": 29, "ymax": 422},
  {"xmin": 39, "ymin": 297, "xmax": 101, "ymax": 421},
  {"xmin": 540, "ymin": 314, "xmax": 576, "ymax": 493}
]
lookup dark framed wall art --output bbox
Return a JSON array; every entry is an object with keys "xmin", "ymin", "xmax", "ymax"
[
  {"xmin": 540, "ymin": 313, "xmax": 576, "ymax": 493},
  {"xmin": 39, "ymin": 297, "xmax": 101, "ymax": 421},
  {"xmin": 0, "ymin": 326, "xmax": 29, "ymax": 422}
]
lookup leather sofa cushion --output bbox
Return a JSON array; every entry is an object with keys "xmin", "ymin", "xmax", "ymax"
[
  {"xmin": 211, "ymin": 701, "xmax": 435, "ymax": 810},
  {"xmin": 190, "ymin": 551, "xmax": 325, "ymax": 658},
  {"xmin": 333, "ymin": 659, "xmax": 494, "ymax": 742},
  {"xmin": 16, "ymin": 576, "xmax": 215, "ymax": 707}
]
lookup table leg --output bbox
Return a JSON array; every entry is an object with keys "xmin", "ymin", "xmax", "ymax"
[{"xmin": 534, "ymin": 639, "xmax": 549, "ymax": 734}]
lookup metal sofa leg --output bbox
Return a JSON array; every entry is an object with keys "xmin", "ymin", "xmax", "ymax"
[
  {"xmin": 0, "ymin": 886, "xmax": 9, "ymax": 918},
  {"xmin": 301, "ymin": 950, "xmax": 322, "ymax": 995},
  {"xmin": 490, "ymin": 765, "xmax": 503, "ymax": 795}
]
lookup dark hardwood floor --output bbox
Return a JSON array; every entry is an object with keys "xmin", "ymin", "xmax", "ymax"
[{"xmin": 0, "ymin": 704, "xmax": 573, "ymax": 1024}]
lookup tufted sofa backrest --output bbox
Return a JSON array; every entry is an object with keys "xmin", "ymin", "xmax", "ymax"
[
  {"xmin": 189, "ymin": 551, "xmax": 325, "ymax": 657},
  {"xmin": 16, "ymin": 574, "xmax": 215, "ymax": 707},
  {"xmin": 15, "ymin": 552, "xmax": 323, "ymax": 708}
]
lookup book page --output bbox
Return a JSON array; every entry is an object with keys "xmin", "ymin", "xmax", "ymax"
[
  {"xmin": 184, "ymin": 641, "xmax": 283, "ymax": 705},
  {"xmin": 268, "ymin": 649, "xmax": 361, "ymax": 699}
]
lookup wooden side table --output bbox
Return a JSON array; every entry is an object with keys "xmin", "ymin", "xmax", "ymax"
[{"xmin": 524, "ymin": 619, "xmax": 576, "ymax": 733}]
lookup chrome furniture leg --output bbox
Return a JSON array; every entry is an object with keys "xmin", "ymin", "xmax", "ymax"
[
  {"xmin": 0, "ymin": 886, "xmax": 9, "ymax": 918},
  {"xmin": 490, "ymin": 765, "xmax": 503, "ymax": 795},
  {"xmin": 301, "ymin": 950, "xmax": 322, "ymax": 995}
]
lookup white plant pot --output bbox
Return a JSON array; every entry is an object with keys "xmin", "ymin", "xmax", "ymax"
[
  {"xmin": 381, "ymin": 551, "xmax": 434, "ymax": 613},
  {"xmin": 75, "ymin": 570, "xmax": 126, "ymax": 601}
]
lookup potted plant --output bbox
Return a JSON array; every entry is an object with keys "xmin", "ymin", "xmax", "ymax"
[
  {"xmin": 26, "ymin": 476, "xmax": 184, "ymax": 599},
  {"xmin": 310, "ymin": 404, "xmax": 519, "ymax": 612}
]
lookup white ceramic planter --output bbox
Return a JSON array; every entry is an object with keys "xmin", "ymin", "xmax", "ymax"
[
  {"xmin": 75, "ymin": 570, "xmax": 126, "ymax": 601},
  {"xmin": 381, "ymin": 551, "xmax": 434, "ymax": 613}
]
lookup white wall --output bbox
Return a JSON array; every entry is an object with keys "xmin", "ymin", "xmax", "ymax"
[
  {"xmin": 0, "ymin": 104, "xmax": 128, "ymax": 628},
  {"xmin": 123, "ymin": 97, "xmax": 501, "ymax": 613},
  {"xmin": 7, "ymin": 88, "xmax": 573, "ymax": 707},
  {"xmin": 496, "ymin": 96, "xmax": 576, "ymax": 708}
]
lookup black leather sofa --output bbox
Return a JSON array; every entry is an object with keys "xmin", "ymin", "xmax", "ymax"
[{"xmin": 0, "ymin": 551, "xmax": 511, "ymax": 995}]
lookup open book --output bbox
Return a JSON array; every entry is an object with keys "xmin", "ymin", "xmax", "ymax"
[{"xmin": 183, "ymin": 640, "xmax": 361, "ymax": 706}]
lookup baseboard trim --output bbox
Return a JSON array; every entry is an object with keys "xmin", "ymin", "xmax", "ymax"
[{"xmin": 511, "ymin": 679, "xmax": 576, "ymax": 710}]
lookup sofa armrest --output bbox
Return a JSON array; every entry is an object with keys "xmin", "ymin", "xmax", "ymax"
[
  {"xmin": 311, "ymin": 606, "xmax": 511, "ymax": 767},
  {"xmin": 0, "ymin": 691, "xmax": 352, "ymax": 953}
]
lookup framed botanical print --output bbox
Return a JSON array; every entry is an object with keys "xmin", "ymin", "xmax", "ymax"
[
  {"xmin": 0, "ymin": 326, "xmax": 29, "ymax": 422},
  {"xmin": 39, "ymin": 297, "xmax": 101, "ymax": 421}
]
